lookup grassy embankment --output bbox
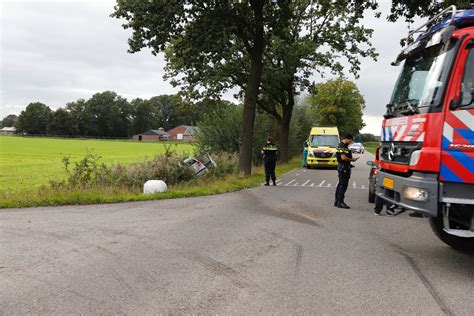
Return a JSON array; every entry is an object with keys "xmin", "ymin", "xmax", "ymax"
[
  {"xmin": 0, "ymin": 136, "xmax": 300, "ymax": 208},
  {"xmin": 363, "ymin": 141, "xmax": 379, "ymax": 154}
]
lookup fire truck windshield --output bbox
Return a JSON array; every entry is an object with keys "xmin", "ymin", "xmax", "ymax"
[{"xmin": 387, "ymin": 41, "xmax": 457, "ymax": 117}]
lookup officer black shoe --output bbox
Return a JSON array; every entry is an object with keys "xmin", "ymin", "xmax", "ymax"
[
  {"xmin": 264, "ymin": 182, "xmax": 270, "ymax": 186},
  {"xmin": 334, "ymin": 201, "xmax": 338, "ymax": 207},
  {"xmin": 273, "ymin": 182, "xmax": 277, "ymax": 186},
  {"xmin": 337, "ymin": 202, "xmax": 350, "ymax": 209}
]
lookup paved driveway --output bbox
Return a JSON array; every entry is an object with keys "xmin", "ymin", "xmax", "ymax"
[{"xmin": 1, "ymin": 153, "xmax": 473, "ymax": 314}]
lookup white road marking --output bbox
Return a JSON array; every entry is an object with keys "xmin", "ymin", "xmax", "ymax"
[
  {"xmin": 326, "ymin": 183, "xmax": 331, "ymax": 187},
  {"xmin": 362, "ymin": 185, "xmax": 366, "ymax": 189},
  {"xmin": 293, "ymin": 183, "xmax": 299, "ymax": 186},
  {"xmin": 318, "ymin": 180, "xmax": 326, "ymax": 187},
  {"xmin": 302, "ymin": 180, "xmax": 310, "ymax": 186},
  {"xmin": 276, "ymin": 179, "xmax": 283, "ymax": 184},
  {"xmin": 310, "ymin": 183, "xmax": 315, "ymax": 187},
  {"xmin": 296, "ymin": 173, "xmax": 300, "ymax": 176},
  {"xmin": 285, "ymin": 179, "xmax": 296, "ymax": 185},
  {"xmin": 353, "ymin": 181, "xmax": 356, "ymax": 188}
]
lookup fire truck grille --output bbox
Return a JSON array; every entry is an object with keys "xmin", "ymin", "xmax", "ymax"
[{"xmin": 380, "ymin": 142, "xmax": 422, "ymax": 165}]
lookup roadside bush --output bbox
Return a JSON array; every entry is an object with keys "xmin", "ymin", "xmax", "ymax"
[{"xmin": 50, "ymin": 151, "xmax": 195, "ymax": 191}]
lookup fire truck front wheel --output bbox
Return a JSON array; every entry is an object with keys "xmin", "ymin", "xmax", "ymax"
[{"xmin": 429, "ymin": 215, "xmax": 474, "ymax": 253}]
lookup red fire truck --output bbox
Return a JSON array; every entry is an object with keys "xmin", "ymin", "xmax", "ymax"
[{"xmin": 376, "ymin": 6, "xmax": 474, "ymax": 251}]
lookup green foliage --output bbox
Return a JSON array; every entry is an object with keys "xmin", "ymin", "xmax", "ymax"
[
  {"xmin": 48, "ymin": 108, "xmax": 75, "ymax": 135},
  {"xmin": 195, "ymin": 104, "xmax": 242, "ymax": 154},
  {"xmin": 86, "ymin": 91, "xmax": 132, "ymax": 137},
  {"xmin": 387, "ymin": 0, "xmax": 472, "ymax": 23},
  {"xmin": 307, "ymin": 78, "xmax": 366, "ymax": 136},
  {"xmin": 51, "ymin": 151, "xmax": 195, "ymax": 191},
  {"xmin": 16, "ymin": 102, "xmax": 52, "ymax": 134},
  {"xmin": 1, "ymin": 114, "xmax": 18, "ymax": 128}
]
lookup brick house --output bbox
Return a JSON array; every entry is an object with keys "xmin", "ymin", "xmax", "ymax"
[
  {"xmin": 166, "ymin": 125, "xmax": 198, "ymax": 141},
  {"xmin": 132, "ymin": 128, "xmax": 170, "ymax": 141}
]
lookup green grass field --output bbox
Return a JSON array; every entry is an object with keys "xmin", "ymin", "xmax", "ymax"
[{"xmin": 0, "ymin": 136, "xmax": 194, "ymax": 193}]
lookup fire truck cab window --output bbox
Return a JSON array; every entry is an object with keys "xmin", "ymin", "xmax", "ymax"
[
  {"xmin": 389, "ymin": 41, "xmax": 457, "ymax": 115},
  {"xmin": 460, "ymin": 48, "xmax": 474, "ymax": 106}
]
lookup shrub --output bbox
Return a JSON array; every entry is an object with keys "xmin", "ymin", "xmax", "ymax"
[{"xmin": 50, "ymin": 151, "xmax": 195, "ymax": 192}]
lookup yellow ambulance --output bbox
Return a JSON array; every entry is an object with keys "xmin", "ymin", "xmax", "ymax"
[{"xmin": 306, "ymin": 127, "xmax": 340, "ymax": 168}]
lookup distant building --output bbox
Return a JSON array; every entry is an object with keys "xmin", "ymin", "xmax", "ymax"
[
  {"xmin": 132, "ymin": 128, "xmax": 170, "ymax": 141},
  {"xmin": 167, "ymin": 125, "xmax": 199, "ymax": 141},
  {"xmin": 0, "ymin": 127, "xmax": 16, "ymax": 135}
]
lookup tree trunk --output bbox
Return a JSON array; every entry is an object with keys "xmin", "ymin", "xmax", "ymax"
[
  {"xmin": 238, "ymin": 56, "xmax": 263, "ymax": 175},
  {"xmin": 237, "ymin": 1, "xmax": 264, "ymax": 176},
  {"xmin": 278, "ymin": 87, "xmax": 295, "ymax": 163}
]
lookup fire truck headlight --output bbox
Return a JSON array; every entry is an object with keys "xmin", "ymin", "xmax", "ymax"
[
  {"xmin": 308, "ymin": 151, "xmax": 315, "ymax": 157},
  {"xmin": 409, "ymin": 150, "xmax": 421, "ymax": 166},
  {"xmin": 403, "ymin": 186, "xmax": 429, "ymax": 202}
]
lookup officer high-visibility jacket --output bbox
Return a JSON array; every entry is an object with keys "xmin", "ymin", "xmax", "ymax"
[{"xmin": 262, "ymin": 144, "xmax": 278, "ymax": 161}]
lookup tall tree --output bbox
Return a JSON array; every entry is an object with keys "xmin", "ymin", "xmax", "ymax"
[
  {"xmin": 1, "ymin": 114, "xmax": 18, "ymax": 127},
  {"xmin": 85, "ymin": 91, "xmax": 131, "ymax": 137},
  {"xmin": 308, "ymin": 78, "xmax": 366, "ymax": 136},
  {"xmin": 258, "ymin": 0, "xmax": 378, "ymax": 162},
  {"xmin": 16, "ymin": 102, "xmax": 52, "ymax": 135},
  {"xmin": 48, "ymin": 108, "xmax": 75, "ymax": 136},
  {"xmin": 130, "ymin": 98, "xmax": 162, "ymax": 134},
  {"xmin": 65, "ymin": 99, "xmax": 90, "ymax": 136},
  {"xmin": 112, "ymin": 0, "xmax": 278, "ymax": 175}
]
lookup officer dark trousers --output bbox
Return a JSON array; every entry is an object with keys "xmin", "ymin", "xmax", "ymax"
[
  {"xmin": 335, "ymin": 167, "xmax": 350, "ymax": 204},
  {"xmin": 264, "ymin": 159, "xmax": 276, "ymax": 184}
]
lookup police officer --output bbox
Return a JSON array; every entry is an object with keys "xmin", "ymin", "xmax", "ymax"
[
  {"xmin": 262, "ymin": 136, "xmax": 278, "ymax": 186},
  {"xmin": 335, "ymin": 134, "xmax": 359, "ymax": 209}
]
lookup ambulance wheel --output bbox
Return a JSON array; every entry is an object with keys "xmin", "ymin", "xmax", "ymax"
[{"xmin": 429, "ymin": 213, "xmax": 474, "ymax": 252}]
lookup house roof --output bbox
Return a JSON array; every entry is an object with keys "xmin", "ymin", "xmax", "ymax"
[
  {"xmin": 167, "ymin": 125, "xmax": 199, "ymax": 136},
  {"xmin": 142, "ymin": 129, "xmax": 169, "ymax": 136}
]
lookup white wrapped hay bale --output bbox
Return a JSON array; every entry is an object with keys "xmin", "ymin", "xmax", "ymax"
[{"xmin": 143, "ymin": 180, "xmax": 167, "ymax": 194}]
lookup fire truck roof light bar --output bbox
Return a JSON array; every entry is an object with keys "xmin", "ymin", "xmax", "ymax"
[{"xmin": 402, "ymin": 5, "xmax": 457, "ymax": 45}]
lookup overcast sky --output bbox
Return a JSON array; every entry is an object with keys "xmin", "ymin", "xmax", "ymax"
[{"xmin": 1, "ymin": 0, "xmax": 417, "ymax": 135}]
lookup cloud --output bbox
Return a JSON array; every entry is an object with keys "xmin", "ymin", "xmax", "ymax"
[{"xmin": 1, "ymin": 0, "xmax": 419, "ymax": 136}]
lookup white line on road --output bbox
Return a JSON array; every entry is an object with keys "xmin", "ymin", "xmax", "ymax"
[
  {"xmin": 326, "ymin": 183, "xmax": 331, "ymax": 187},
  {"xmin": 310, "ymin": 183, "xmax": 315, "ymax": 187},
  {"xmin": 285, "ymin": 179, "xmax": 296, "ymax": 185},
  {"xmin": 293, "ymin": 183, "xmax": 299, "ymax": 186},
  {"xmin": 353, "ymin": 181, "xmax": 356, "ymax": 188},
  {"xmin": 318, "ymin": 180, "xmax": 326, "ymax": 187},
  {"xmin": 302, "ymin": 180, "xmax": 310, "ymax": 186},
  {"xmin": 362, "ymin": 185, "xmax": 366, "ymax": 189}
]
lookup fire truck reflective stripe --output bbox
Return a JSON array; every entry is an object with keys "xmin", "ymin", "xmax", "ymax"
[
  {"xmin": 416, "ymin": 132, "xmax": 425, "ymax": 142},
  {"xmin": 443, "ymin": 150, "xmax": 474, "ymax": 177},
  {"xmin": 443, "ymin": 122, "xmax": 454, "ymax": 142},
  {"xmin": 440, "ymin": 162, "xmax": 464, "ymax": 182},
  {"xmin": 412, "ymin": 117, "xmax": 427, "ymax": 123},
  {"xmin": 448, "ymin": 150, "xmax": 474, "ymax": 174},
  {"xmin": 446, "ymin": 110, "xmax": 471, "ymax": 129},
  {"xmin": 455, "ymin": 128, "xmax": 474, "ymax": 145},
  {"xmin": 452, "ymin": 110, "xmax": 474, "ymax": 129},
  {"xmin": 394, "ymin": 125, "xmax": 407, "ymax": 141}
]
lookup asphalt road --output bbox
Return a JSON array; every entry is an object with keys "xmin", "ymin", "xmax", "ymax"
[{"xmin": 1, "ymin": 152, "xmax": 473, "ymax": 315}]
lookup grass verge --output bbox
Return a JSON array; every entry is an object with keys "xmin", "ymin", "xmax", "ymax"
[
  {"xmin": 364, "ymin": 141, "xmax": 379, "ymax": 154},
  {"xmin": 0, "ymin": 159, "xmax": 300, "ymax": 209}
]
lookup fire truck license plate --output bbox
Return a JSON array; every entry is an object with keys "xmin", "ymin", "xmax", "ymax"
[{"xmin": 383, "ymin": 178, "xmax": 394, "ymax": 189}]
